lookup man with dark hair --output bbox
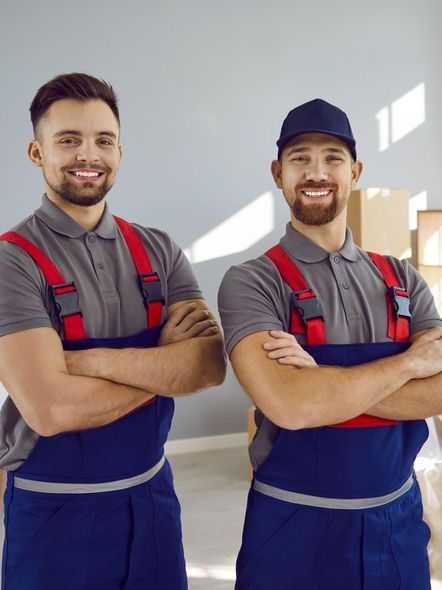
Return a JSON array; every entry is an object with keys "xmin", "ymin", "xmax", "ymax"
[
  {"xmin": 0, "ymin": 72, "xmax": 226, "ymax": 589},
  {"xmin": 218, "ymin": 98, "xmax": 442, "ymax": 589}
]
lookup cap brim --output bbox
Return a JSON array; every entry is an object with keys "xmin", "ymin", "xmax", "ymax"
[{"xmin": 277, "ymin": 129, "xmax": 356, "ymax": 159}]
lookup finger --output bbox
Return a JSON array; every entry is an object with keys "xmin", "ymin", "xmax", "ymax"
[
  {"xmin": 269, "ymin": 330, "xmax": 295, "ymax": 340},
  {"xmin": 177, "ymin": 309, "xmax": 210, "ymax": 331},
  {"xmin": 186, "ymin": 319, "xmax": 218, "ymax": 337},
  {"xmin": 167, "ymin": 303, "xmax": 197, "ymax": 327},
  {"xmin": 194, "ymin": 325, "xmax": 219, "ymax": 338},
  {"xmin": 267, "ymin": 347, "xmax": 311, "ymax": 360},
  {"xmin": 263, "ymin": 338, "xmax": 302, "ymax": 351},
  {"xmin": 278, "ymin": 356, "xmax": 317, "ymax": 367}
]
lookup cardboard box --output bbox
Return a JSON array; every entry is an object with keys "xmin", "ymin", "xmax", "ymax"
[
  {"xmin": 348, "ymin": 188, "xmax": 411, "ymax": 258},
  {"xmin": 418, "ymin": 265, "xmax": 442, "ymax": 314},
  {"xmin": 417, "ymin": 210, "xmax": 442, "ymax": 266}
]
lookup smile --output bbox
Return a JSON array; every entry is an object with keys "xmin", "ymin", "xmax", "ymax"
[{"xmin": 302, "ymin": 190, "xmax": 332, "ymax": 198}]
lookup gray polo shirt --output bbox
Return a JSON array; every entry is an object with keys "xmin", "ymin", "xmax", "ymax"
[
  {"xmin": 218, "ymin": 223, "xmax": 442, "ymax": 470},
  {"xmin": 0, "ymin": 195, "xmax": 202, "ymax": 470}
]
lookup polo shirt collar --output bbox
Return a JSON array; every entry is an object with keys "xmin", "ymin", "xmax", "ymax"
[
  {"xmin": 279, "ymin": 223, "xmax": 361, "ymax": 263},
  {"xmin": 35, "ymin": 194, "xmax": 117, "ymax": 239}
]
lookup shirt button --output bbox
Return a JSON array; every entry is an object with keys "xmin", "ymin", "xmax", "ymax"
[
  {"xmin": 342, "ymin": 281, "xmax": 349, "ymax": 290},
  {"xmin": 87, "ymin": 234, "xmax": 96, "ymax": 244},
  {"xmin": 98, "ymin": 262, "xmax": 104, "ymax": 270},
  {"xmin": 333, "ymin": 255, "xmax": 341, "ymax": 264}
]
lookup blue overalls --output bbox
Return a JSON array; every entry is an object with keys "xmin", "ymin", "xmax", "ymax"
[
  {"xmin": 235, "ymin": 245, "xmax": 431, "ymax": 590},
  {"xmin": 0, "ymin": 217, "xmax": 187, "ymax": 590}
]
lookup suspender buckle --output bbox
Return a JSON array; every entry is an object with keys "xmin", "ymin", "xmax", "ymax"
[
  {"xmin": 138, "ymin": 272, "xmax": 165, "ymax": 306},
  {"xmin": 389, "ymin": 287, "xmax": 411, "ymax": 321},
  {"xmin": 291, "ymin": 290, "xmax": 324, "ymax": 324},
  {"xmin": 51, "ymin": 282, "xmax": 82, "ymax": 318}
]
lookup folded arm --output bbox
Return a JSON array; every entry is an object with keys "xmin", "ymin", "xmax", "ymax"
[
  {"xmin": 65, "ymin": 299, "xmax": 227, "ymax": 396},
  {"xmin": 367, "ymin": 329, "xmax": 442, "ymax": 419},
  {"xmin": 0, "ymin": 327, "xmax": 155, "ymax": 437},
  {"xmin": 231, "ymin": 328, "xmax": 442, "ymax": 430}
]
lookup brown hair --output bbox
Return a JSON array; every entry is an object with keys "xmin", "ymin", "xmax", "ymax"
[{"xmin": 30, "ymin": 72, "xmax": 120, "ymax": 135}]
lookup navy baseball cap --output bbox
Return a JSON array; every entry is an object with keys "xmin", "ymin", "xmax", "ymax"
[{"xmin": 276, "ymin": 98, "xmax": 357, "ymax": 160}]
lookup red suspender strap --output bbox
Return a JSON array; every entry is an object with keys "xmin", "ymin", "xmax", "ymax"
[
  {"xmin": 113, "ymin": 216, "xmax": 164, "ymax": 328},
  {"xmin": 367, "ymin": 252, "xmax": 410, "ymax": 342},
  {"xmin": 265, "ymin": 245, "xmax": 326, "ymax": 345},
  {"xmin": 0, "ymin": 232, "xmax": 86, "ymax": 341}
]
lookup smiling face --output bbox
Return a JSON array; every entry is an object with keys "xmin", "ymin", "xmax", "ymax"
[
  {"xmin": 28, "ymin": 98, "xmax": 122, "ymax": 207},
  {"xmin": 271, "ymin": 132, "xmax": 362, "ymax": 227}
]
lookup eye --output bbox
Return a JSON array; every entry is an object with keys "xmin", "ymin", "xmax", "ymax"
[
  {"xmin": 98, "ymin": 138, "xmax": 113, "ymax": 146},
  {"xmin": 59, "ymin": 138, "xmax": 78, "ymax": 145},
  {"xmin": 327, "ymin": 155, "xmax": 343, "ymax": 162},
  {"xmin": 291, "ymin": 156, "xmax": 308, "ymax": 162}
]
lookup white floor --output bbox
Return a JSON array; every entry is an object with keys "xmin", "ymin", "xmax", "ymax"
[{"xmin": 169, "ymin": 445, "xmax": 249, "ymax": 590}]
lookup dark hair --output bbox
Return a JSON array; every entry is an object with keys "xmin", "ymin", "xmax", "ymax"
[{"xmin": 30, "ymin": 72, "xmax": 120, "ymax": 135}]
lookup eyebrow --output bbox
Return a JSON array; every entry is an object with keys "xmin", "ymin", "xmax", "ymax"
[
  {"xmin": 286, "ymin": 146, "xmax": 347, "ymax": 156},
  {"xmin": 53, "ymin": 130, "xmax": 118, "ymax": 139}
]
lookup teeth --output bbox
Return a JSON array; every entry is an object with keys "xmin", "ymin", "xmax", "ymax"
[
  {"xmin": 74, "ymin": 171, "xmax": 100, "ymax": 177},
  {"xmin": 304, "ymin": 190, "xmax": 330, "ymax": 197}
]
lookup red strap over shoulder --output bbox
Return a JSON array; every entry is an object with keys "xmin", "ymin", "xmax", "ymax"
[
  {"xmin": 113, "ymin": 216, "xmax": 164, "ymax": 328},
  {"xmin": 0, "ymin": 232, "xmax": 87, "ymax": 340},
  {"xmin": 265, "ymin": 245, "xmax": 326, "ymax": 344},
  {"xmin": 367, "ymin": 252, "xmax": 410, "ymax": 342}
]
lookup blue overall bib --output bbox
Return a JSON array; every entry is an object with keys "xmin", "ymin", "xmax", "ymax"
[
  {"xmin": 235, "ymin": 246, "xmax": 431, "ymax": 590},
  {"xmin": 0, "ymin": 218, "xmax": 187, "ymax": 590}
]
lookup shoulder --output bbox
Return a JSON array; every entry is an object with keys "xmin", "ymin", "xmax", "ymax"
[{"xmin": 221, "ymin": 254, "xmax": 281, "ymax": 291}]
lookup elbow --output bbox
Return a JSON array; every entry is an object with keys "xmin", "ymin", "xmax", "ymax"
[
  {"xmin": 196, "ymin": 337, "xmax": 227, "ymax": 390},
  {"xmin": 25, "ymin": 408, "xmax": 63, "ymax": 437}
]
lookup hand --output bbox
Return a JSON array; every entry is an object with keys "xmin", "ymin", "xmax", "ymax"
[
  {"xmin": 159, "ymin": 302, "xmax": 218, "ymax": 346},
  {"xmin": 404, "ymin": 327, "xmax": 442, "ymax": 379},
  {"xmin": 262, "ymin": 330, "xmax": 317, "ymax": 368}
]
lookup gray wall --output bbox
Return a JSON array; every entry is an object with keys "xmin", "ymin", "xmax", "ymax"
[{"xmin": 1, "ymin": 1, "xmax": 441, "ymax": 439}]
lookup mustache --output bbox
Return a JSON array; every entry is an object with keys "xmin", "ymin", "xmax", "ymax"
[
  {"xmin": 63, "ymin": 164, "xmax": 110, "ymax": 173},
  {"xmin": 297, "ymin": 182, "xmax": 338, "ymax": 191}
]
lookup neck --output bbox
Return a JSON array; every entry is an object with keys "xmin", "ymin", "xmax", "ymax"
[
  {"xmin": 45, "ymin": 192, "xmax": 106, "ymax": 232},
  {"xmin": 290, "ymin": 209, "xmax": 347, "ymax": 252}
]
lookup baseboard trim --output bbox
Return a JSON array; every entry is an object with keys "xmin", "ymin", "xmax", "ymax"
[{"xmin": 165, "ymin": 432, "xmax": 248, "ymax": 455}]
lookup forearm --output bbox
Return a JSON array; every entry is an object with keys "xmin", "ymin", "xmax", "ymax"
[
  {"xmin": 367, "ymin": 371, "xmax": 442, "ymax": 420},
  {"xmin": 68, "ymin": 335, "xmax": 226, "ymax": 396},
  {"xmin": 20, "ymin": 372, "xmax": 153, "ymax": 436},
  {"xmin": 258, "ymin": 356, "xmax": 416, "ymax": 429}
]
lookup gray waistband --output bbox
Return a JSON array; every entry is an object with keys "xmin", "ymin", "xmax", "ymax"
[
  {"xmin": 13, "ymin": 455, "xmax": 165, "ymax": 494},
  {"xmin": 254, "ymin": 474, "xmax": 414, "ymax": 510}
]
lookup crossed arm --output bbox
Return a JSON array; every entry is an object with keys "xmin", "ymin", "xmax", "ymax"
[
  {"xmin": 0, "ymin": 299, "xmax": 226, "ymax": 436},
  {"xmin": 65, "ymin": 299, "xmax": 226, "ymax": 395},
  {"xmin": 230, "ymin": 328, "xmax": 442, "ymax": 430}
]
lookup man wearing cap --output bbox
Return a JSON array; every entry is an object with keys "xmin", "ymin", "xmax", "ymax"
[
  {"xmin": 0, "ymin": 72, "xmax": 226, "ymax": 590},
  {"xmin": 218, "ymin": 98, "xmax": 442, "ymax": 589}
]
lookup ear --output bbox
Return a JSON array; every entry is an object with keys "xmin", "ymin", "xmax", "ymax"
[
  {"xmin": 271, "ymin": 159, "xmax": 283, "ymax": 189},
  {"xmin": 28, "ymin": 140, "xmax": 43, "ymax": 168},
  {"xmin": 351, "ymin": 160, "xmax": 363, "ymax": 188},
  {"xmin": 118, "ymin": 143, "xmax": 123, "ymax": 162}
]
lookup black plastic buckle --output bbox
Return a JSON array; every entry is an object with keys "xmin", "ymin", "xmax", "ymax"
[
  {"xmin": 138, "ymin": 272, "xmax": 165, "ymax": 306},
  {"xmin": 291, "ymin": 289, "xmax": 324, "ymax": 324},
  {"xmin": 51, "ymin": 282, "xmax": 82, "ymax": 318},
  {"xmin": 389, "ymin": 287, "xmax": 411, "ymax": 321}
]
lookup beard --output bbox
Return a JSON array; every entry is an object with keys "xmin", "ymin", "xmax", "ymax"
[
  {"xmin": 291, "ymin": 182, "xmax": 345, "ymax": 226},
  {"xmin": 44, "ymin": 167, "xmax": 113, "ymax": 207}
]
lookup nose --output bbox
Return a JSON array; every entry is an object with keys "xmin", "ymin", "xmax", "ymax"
[
  {"xmin": 305, "ymin": 158, "xmax": 328, "ymax": 182},
  {"xmin": 75, "ymin": 141, "xmax": 100, "ymax": 163}
]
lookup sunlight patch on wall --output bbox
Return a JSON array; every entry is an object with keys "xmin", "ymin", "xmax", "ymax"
[
  {"xmin": 409, "ymin": 190, "xmax": 427, "ymax": 231},
  {"xmin": 184, "ymin": 192, "xmax": 274, "ymax": 264},
  {"xmin": 376, "ymin": 83, "xmax": 425, "ymax": 152}
]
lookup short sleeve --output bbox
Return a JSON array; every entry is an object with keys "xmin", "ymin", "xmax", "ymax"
[
  {"xmin": 167, "ymin": 237, "xmax": 203, "ymax": 305},
  {"xmin": 400, "ymin": 259, "xmax": 442, "ymax": 334},
  {"xmin": 218, "ymin": 259, "xmax": 285, "ymax": 355},
  {"xmin": 0, "ymin": 242, "xmax": 52, "ymax": 337}
]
